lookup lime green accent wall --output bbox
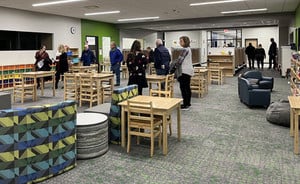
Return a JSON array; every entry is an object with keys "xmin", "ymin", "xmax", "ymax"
[
  {"xmin": 296, "ymin": 4, "xmax": 300, "ymax": 50},
  {"xmin": 296, "ymin": 5, "xmax": 300, "ymax": 27},
  {"xmin": 81, "ymin": 19, "xmax": 119, "ymax": 62}
]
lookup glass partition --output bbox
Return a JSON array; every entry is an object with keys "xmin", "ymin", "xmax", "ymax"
[{"xmin": 207, "ymin": 29, "xmax": 242, "ymax": 48}]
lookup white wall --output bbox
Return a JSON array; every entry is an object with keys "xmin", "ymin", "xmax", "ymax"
[
  {"xmin": 165, "ymin": 31, "xmax": 201, "ymax": 48},
  {"xmin": 0, "ymin": 7, "xmax": 81, "ymax": 65},
  {"xmin": 119, "ymin": 29, "xmax": 157, "ymax": 50},
  {"xmin": 242, "ymin": 26, "xmax": 279, "ymax": 63}
]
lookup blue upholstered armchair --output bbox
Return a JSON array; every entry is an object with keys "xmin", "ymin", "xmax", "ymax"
[
  {"xmin": 238, "ymin": 76, "xmax": 271, "ymax": 108},
  {"xmin": 242, "ymin": 70, "xmax": 274, "ymax": 91}
]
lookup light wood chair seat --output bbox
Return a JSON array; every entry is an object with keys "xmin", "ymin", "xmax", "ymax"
[
  {"xmin": 191, "ymin": 68, "xmax": 208, "ymax": 98},
  {"xmin": 13, "ymin": 75, "xmax": 35, "ymax": 103},
  {"xmin": 64, "ymin": 73, "xmax": 78, "ymax": 101},
  {"xmin": 127, "ymin": 100, "xmax": 162, "ymax": 157},
  {"xmin": 79, "ymin": 73, "xmax": 101, "ymax": 108},
  {"xmin": 149, "ymin": 74, "xmax": 174, "ymax": 136},
  {"xmin": 209, "ymin": 63, "xmax": 223, "ymax": 85},
  {"xmin": 100, "ymin": 71, "xmax": 113, "ymax": 103}
]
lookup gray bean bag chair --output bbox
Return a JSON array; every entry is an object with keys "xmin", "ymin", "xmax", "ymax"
[{"xmin": 266, "ymin": 99, "xmax": 290, "ymax": 127}]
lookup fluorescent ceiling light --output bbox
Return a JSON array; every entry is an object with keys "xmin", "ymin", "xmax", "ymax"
[
  {"xmin": 221, "ymin": 8, "xmax": 268, "ymax": 14},
  {"xmin": 85, "ymin": 11, "xmax": 120, "ymax": 16},
  {"xmin": 32, "ymin": 0, "xmax": 82, "ymax": 7},
  {"xmin": 190, "ymin": 0, "xmax": 244, "ymax": 6},
  {"xmin": 118, "ymin": 16, "xmax": 159, "ymax": 22}
]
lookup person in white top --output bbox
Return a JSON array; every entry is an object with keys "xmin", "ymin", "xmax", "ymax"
[{"xmin": 176, "ymin": 36, "xmax": 194, "ymax": 110}]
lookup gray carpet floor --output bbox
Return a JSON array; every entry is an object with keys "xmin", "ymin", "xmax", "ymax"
[{"xmin": 11, "ymin": 69, "xmax": 300, "ymax": 184}]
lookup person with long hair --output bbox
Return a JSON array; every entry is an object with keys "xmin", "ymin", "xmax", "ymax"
[
  {"xmin": 55, "ymin": 44, "xmax": 69, "ymax": 89},
  {"xmin": 34, "ymin": 45, "xmax": 51, "ymax": 88},
  {"xmin": 126, "ymin": 40, "xmax": 148, "ymax": 95},
  {"xmin": 175, "ymin": 36, "xmax": 194, "ymax": 110}
]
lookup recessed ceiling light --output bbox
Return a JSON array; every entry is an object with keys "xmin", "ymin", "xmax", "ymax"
[
  {"xmin": 190, "ymin": 0, "xmax": 244, "ymax": 6},
  {"xmin": 221, "ymin": 8, "xmax": 268, "ymax": 14},
  {"xmin": 32, "ymin": 0, "xmax": 83, "ymax": 7},
  {"xmin": 118, "ymin": 17, "xmax": 159, "ymax": 22},
  {"xmin": 85, "ymin": 11, "xmax": 120, "ymax": 16}
]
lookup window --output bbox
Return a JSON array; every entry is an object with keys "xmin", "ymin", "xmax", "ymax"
[
  {"xmin": 0, "ymin": 30, "xmax": 53, "ymax": 50},
  {"xmin": 207, "ymin": 29, "xmax": 242, "ymax": 48}
]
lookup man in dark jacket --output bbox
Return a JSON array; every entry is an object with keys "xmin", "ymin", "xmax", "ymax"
[
  {"xmin": 154, "ymin": 39, "xmax": 171, "ymax": 89},
  {"xmin": 245, "ymin": 43, "xmax": 256, "ymax": 69},
  {"xmin": 80, "ymin": 45, "xmax": 95, "ymax": 66},
  {"xmin": 109, "ymin": 41, "xmax": 123, "ymax": 86},
  {"xmin": 255, "ymin": 44, "xmax": 266, "ymax": 69},
  {"xmin": 154, "ymin": 39, "xmax": 171, "ymax": 75},
  {"xmin": 268, "ymin": 38, "xmax": 277, "ymax": 69}
]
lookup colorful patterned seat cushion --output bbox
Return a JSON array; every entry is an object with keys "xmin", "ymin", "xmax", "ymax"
[
  {"xmin": 0, "ymin": 100, "xmax": 76, "ymax": 184},
  {"xmin": 109, "ymin": 85, "xmax": 138, "ymax": 144}
]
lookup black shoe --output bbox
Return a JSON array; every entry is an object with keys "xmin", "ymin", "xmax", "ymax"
[
  {"xmin": 114, "ymin": 84, "xmax": 120, "ymax": 86},
  {"xmin": 181, "ymin": 104, "xmax": 190, "ymax": 110}
]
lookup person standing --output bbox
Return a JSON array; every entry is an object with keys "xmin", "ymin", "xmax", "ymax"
[
  {"xmin": 245, "ymin": 43, "xmax": 256, "ymax": 69},
  {"xmin": 80, "ymin": 44, "xmax": 96, "ymax": 66},
  {"xmin": 34, "ymin": 45, "xmax": 50, "ymax": 88},
  {"xmin": 109, "ymin": 41, "xmax": 123, "ymax": 86},
  {"xmin": 173, "ymin": 36, "xmax": 194, "ymax": 110},
  {"xmin": 126, "ymin": 40, "xmax": 148, "ymax": 95},
  {"xmin": 55, "ymin": 44, "xmax": 69, "ymax": 89},
  {"xmin": 154, "ymin": 39, "xmax": 171, "ymax": 76},
  {"xmin": 255, "ymin": 44, "xmax": 266, "ymax": 69},
  {"xmin": 268, "ymin": 38, "xmax": 278, "ymax": 69},
  {"xmin": 154, "ymin": 39, "xmax": 171, "ymax": 89},
  {"xmin": 146, "ymin": 46, "xmax": 155, "ymax": 63}
]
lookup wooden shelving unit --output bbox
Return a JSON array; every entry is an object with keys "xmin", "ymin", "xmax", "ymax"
[
  {"xmin": 207, "ymin": 55, "xmax": 234, "ymax": 76},
  {"xmin": 68, "ymin": 47, "xmax": 80, "ymax": 65},
  {"xmin": 290, "ymin": 58, "xmax": 300, "ymax": 95},
  {"xmin": 0, "ymin": 64, "xmax": 35, "ymax": 90}
]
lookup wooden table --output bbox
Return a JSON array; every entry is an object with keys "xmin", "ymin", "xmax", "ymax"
[
  {"xmin": 118, "ymin": 95, "xmax": 182, "ymax": 155},
  {"xmin": 75, "ymin": 73, "xmax": 114, "ymax": 104},
  {"xmin": 22, "ymin": 71, "xmax": 55, "ymax": 101},
  {"xmin": 71, "ymin": 65, "xmax": 97, "ymax": 73},
  {"xmin": 288, "ymin": 96, "xmax": 300, "ymax": 154},
  {"xmin": 146, "ymin": 74, "xmax": 166, "ymax": 93}
]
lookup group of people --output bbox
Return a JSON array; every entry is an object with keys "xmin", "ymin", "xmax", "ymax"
[
  {"xmin": 34, "ymin": 36, "xmax": 194, "ymax": 110},
  {"xmin": 119, "ymin": 37, "xmax": 193, "ymax": 110},
  {"xmin": 34, "ymin": 44, "xmax": 96, "ymax": 89},
  {"xmin": 245, "ymin": 38, "xmax": 278, "ymax": 70}
]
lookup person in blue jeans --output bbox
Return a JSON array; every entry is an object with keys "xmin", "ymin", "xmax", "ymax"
[
  {"xmin": 154, "ymin": 39, "xmax": 171, "ymax": 89},
  {"xmin": 109, "ymin": 41, "xmax": 123, "ymax": 86}
]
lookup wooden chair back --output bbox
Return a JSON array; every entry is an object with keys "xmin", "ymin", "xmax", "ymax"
[
  {"xmin": 79, "ymin": 73, "xmax": 100, "ymax": 107},
  {"xmin": 64, "ymin": 73, "xmax": 77, "ymax": 101},
  {"xmin": 13, "ymin": 75, "xmax": 35, "ymax": 103},
  {"xmin": 126, "ymin": 100, "xmax": 162, "ymax": 157}
]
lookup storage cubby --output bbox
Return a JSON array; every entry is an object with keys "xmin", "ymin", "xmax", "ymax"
[{"xmin": 207, "ymin": 55, "xmax": 234, "ymax": 76}]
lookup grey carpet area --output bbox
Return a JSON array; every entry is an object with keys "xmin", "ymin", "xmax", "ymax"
[{"xmin": 10, "ymin": 70, "xmax": 300, "ymax": 184}]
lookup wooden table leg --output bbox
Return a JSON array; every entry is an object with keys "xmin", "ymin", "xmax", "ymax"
[
  {"xmin": 294, "ymin": 112, "xmax": 299, "ymax": 154},
  {"xmin": 163, "ymin": 113, "xmax": 168, "ymax": 155},
  {"xmin": 177, "ymin": 104, "xmax": 181, "ymax": 141},
  {"xmin": 52, "ymin": 73, "xmax": 56, "ymax": 96},
  {"xmin": 121, "ymin": 107, "xmax": 126, "ymax": 148},
  {"xmin": 40, "ymin": 78, "xmax": 44, "ymax": 96},
  {"xmin": 33, "ymin": 77, "xmax": 37, "ymax": 101},
  {"xmin": 291, "ymin": 107, "xmax": 294, "ymax": 137}
]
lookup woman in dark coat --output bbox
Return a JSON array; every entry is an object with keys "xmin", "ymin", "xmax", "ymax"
[
  {"xmin": 55, "ymin": 44, "xmax": 69, "ymax": 89},
  {"xmin": 34, "ymin": 45, "xmax": 51, "ymax": 88},
  {"xmin": 126, "ymin": 40, "xmax": 148, "ymax": 95}
]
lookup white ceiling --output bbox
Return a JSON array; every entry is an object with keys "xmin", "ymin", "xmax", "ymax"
[{"xmin": 0, "ymin": 0, "xmax": 299, "ymax": 30}]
